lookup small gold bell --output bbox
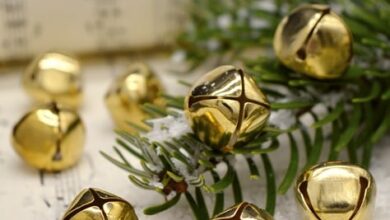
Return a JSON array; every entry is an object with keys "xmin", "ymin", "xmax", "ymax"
[
  {"xmin": 105, "ymin": 62, "xmax": 164, "ymax": 134},
  {"xmin": 184, "ymin": 65, "xmax": 270, "ymax": 152},
  {"xmin": 295, "ymin": 161, "xmax": 376, "ymax": 220},
  {"xmin": 62, "ymin": 188, "xmax": 138, "ymax": 220},
  {"xmin": 212, "ymin": 202, "xmax": 273, "ymax": 220},
  {"xmin": 273, "ymin": 4, "xmax": 353, "ymax": 79},
  {"xmin": 23, "ymin": 52, "xmax": 82, "ymax": 109},
  {"xmin": 11, "ymin": 103, "xmax": 85, "ymax": 171}
]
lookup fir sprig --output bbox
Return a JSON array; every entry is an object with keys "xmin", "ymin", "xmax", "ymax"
[{"xmin": 103, "ymin": 0, "xmax": 390, "ymax": 219}]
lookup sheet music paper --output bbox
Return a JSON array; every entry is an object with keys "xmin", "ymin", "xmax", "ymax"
[{"xmin": 0, "ymin": 0, "xmax": 185, "ymax": 61}]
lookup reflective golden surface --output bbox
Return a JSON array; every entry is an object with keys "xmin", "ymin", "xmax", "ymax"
[
  {"xmin": 11, "ymin": 103, "xmax": 85, "ymax": 171},
  {"xmin": 105, "ymin": 62, "xmax": 164, "ymax": 134},
  {"xmin": 184, "ymin": 65, "xmax": 270, "ymax": 152},
  {"xmin": 274, "ymin": 4, "xmax": 353, "ymax": 79},
  {"xmin": 296, "ymin": 161, "xmax": 376, "ymax": 220},
  {"xmin": 62, "ymin": 188, "xmax": 138, "ymax": 220},
  {"xmin": 23, "ymin": 52, "xmax": 82, "ymax": 109},
  {"xmin": 212, "ymin": 202, "xmax": 273, "ymax": 220}
]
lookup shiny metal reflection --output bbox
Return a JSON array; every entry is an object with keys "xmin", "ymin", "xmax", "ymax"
[
  {"xmin": 62, "ymin": 188, "xmax": 138, "ymax": 220},
  {"xmin": 274, "ymin": 4, "xmax": 353, "ymax": 79},
  {"xmin": 104, "ymin": 62, "xmax": 164, "ymax": 134},
  {"xmin": 11, "ymin": 103, "xmax": 85, "ymax": 171},
  {"xmin": 212, "ymin": 202, "xmax": 273, "ymax": 220},
  {"xmin": 184, "ymin": 65, "xmax": 270, "ymax": 152},
  {"xmin": 23, "ymin": 52, "xmax": 82, "ymax": 109},
  {"xmin": 295, "ymin": 161, "xmax": 376, "ymax": 220}
]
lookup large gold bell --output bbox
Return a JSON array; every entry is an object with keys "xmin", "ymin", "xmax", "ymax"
[
  {"xmin": 11, "ymin": 103, "xmax": 85, "ymax": 171},
  {"xmin": 273, "ymin": 4, "xmax": 353, "ymax": 79},
  {"xmin": 184, "ymin": 65, "xmax": 270, "ymax": 152},
  {"xmin": 212, "ymin": 202, "xmax": 273, "ymax": 220},
  {"xmin": 23, "ymin": 52, "xmax": 82, "ymax": 109},
  {"xmin": 62, "ymin": 188, "xmax": 138, "ymax": 220},
  {"xmin": 105, "ymin": 63, "xmax": 164, "ymax": 134},
  {"xmin": 295, "ymin": 161, "xmax": 376, "ymax": 220}
]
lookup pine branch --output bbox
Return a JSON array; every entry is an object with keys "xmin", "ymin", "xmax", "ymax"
[
  {"xmin": 102, "ymin": 0, "xmax": 390, "ymax": 218},
  {"xmin": 102, "ymin": 102, "xmax": 299, "ymax": 216}
]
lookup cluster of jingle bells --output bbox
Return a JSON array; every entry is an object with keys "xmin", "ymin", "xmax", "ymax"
[
  {"xmin": 12, "ymin": 55, "xmax": 163, "ymax": 171},
  {"xmin": 9, "ymin": 4, "xmax": 376, "ymax": 220},
  {"xmin": 11, "ymin": 55, "xmax": 162, "ymax": 219}
]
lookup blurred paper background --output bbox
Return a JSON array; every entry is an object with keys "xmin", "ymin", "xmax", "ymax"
[{"xmin": 0, "ymin": 0, "xmax": 185, "ymax": 62}]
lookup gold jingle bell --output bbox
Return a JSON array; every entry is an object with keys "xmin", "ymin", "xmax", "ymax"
[
  {"xmin": 105, "ymin": 63, "xmax": 164, "ymax": 134},
  {"xmin": 184, "ymin": 65, "xmax": 270, "ymax": 152},
  {"xmin": 23, "ymin": 52, "xmax": 82, "ymax": 109},
  {"xmin": 273, "ymin": 4, "xmax": 353, "ymax": 79},
  {"xmin": 11, "ymin": 103, "xmax": 85, "ymax": 171},
  {"xmin": 212, "ymin": 202, "xmax": 273, "ymax": 220},
  {"xmin": 295, "ymin": 161, "xmax": 376, "ymax": 220},
  {"xmin": 62, "ymin": 188, "xmax": 138, "ymax": 220}
]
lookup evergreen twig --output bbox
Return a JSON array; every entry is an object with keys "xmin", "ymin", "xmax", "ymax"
[{"xmin": 103, "ymin": 0, "xmax": 390, "ymax": 218}]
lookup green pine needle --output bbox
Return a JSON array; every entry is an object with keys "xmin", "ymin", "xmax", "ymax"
[
  {"xmin": 144, "ymin": 194, "xmax": 182, "ymax": 215},
  {"xmin": 211, "ymin": 171, "xmax": 225, "ymax": 216},
  {"xmin": 311, "ymin": 102, "xmax": 344, "ymax": 129},
  {"xmin": 261, "ymin": 153, "xmax": 276, "ymax": 215},
  {"xmin": 334, "ymin": 105, "xmax": 362, "ymax": 151},
  {"xmin": 305, "ymin": 113, "xmax": 324, "ymax": 169},
  {"xmin": 271, "ymin": 101, "xmax": 315, "ymax": 109},
  {"xmin": 185, "ymin": 192, "xmax": 203, "ymax": 220},
  {"xmin": 278, "ymin": 133, "xmax": 299, "ymax": 194},
  {"xmin": 232, "ymin": 170, "xmax": 243, "ymax": 204},
  {"xmin": 195, "ymin": 187, "xmax": 210, "ymax": 219},
  {"xmin": 246, "ymin": 157, "xmax": 261, "ymax": 179},
  {"xmin": 207, "ymin": 163, "xmax": 235, "ymax": 193}
]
